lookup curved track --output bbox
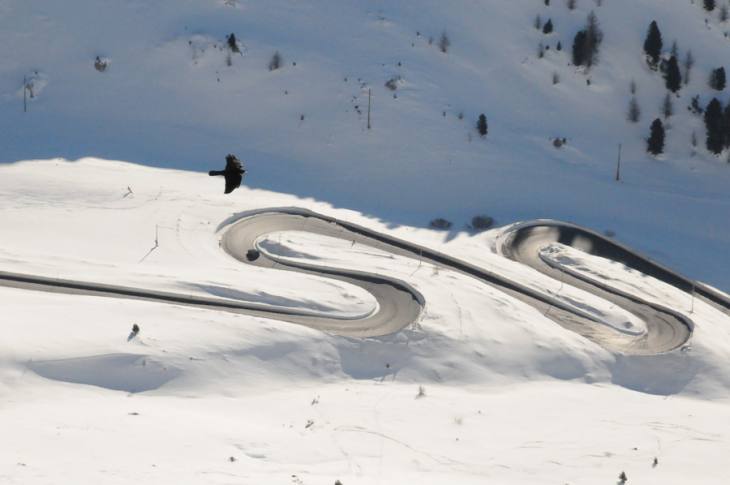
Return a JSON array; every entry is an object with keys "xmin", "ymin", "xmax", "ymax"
[{"xmin": 2, "ymin": 208, "xmax": 729, "ymax": 354}]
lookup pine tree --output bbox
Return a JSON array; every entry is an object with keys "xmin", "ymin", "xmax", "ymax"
[
  {"xmin": 556, "ymin": 41, "xmax": 562, "ymax": 51},
  {"xmin": 477, "ymin": 114, "xmax": 488, "ymax": 137},
  {"xmin": 543, "ymin": 19, "xmax": 554, "ymax": 34},
  {"xmin": 227, "ymin": 33, "xmax": 240, "ymax": 53},
  {"xmin": 723, "ymin": 102, "xmax": 730, "ymax": 149},
  {"xmin": 571, "ymin": 12, "xmax": 603, "ymax": 68},
  {"xmin": 709, "ymin": 67, "xmax": 726, "ymax": 90},
  {"xmin": 670, "ymin": 40, "xmax": 679, "ymax": 59},
  {"xmin": 647, "ymin": 118, "xmax": 665, "ymax": 155},
  {"xmin": 583, "ymin": 11, "xmax": 603, "ymax": 68},
  {"xmin": 721, "ymin": 4, "xmax": 729, "ymax": 22},
  {"xmin": 572, "ymin": 30, "xmax": 587, "ymax": 66},
  {"xmin": 662, "ymin": 92, "xmax": 674, "ymax": 118},
  {"xmin": 704, "ymin": 0, "xmax": 716, "ymax": 12},
  {"xmin": 643, "ymin": 21, "xmax": 663, "ymax": 68},
  {"xmin": 704, "ymin": 98, "xmax": 724, "ymax": 154},
  {"xmin": 628, "ymin": 97, "xmax": 641, "ymax": 122},
  {"xmin": 690, "ymin": 95, "xmax": 704, "ymax": 115},
  {"xmin": 439, "ymin": 31, "xmax": 450, "ymax": 53},
  {"xmin": 567, "ymin": 0, "xmax": 577, "ymax": 10},
  {"xmin": 683, "ymin": 50, "xmax": 695, "ymax": 85},
  {"xmin": 268, "ymin": 51, "xmax": 282, "ymax": 70},
  {"xmin": 664, "ymin": 56, "xmax": 682, "ymax": 92},
  {"xmin": 535, "ymin": 15, "xmax": 543, "ymax": 30}
]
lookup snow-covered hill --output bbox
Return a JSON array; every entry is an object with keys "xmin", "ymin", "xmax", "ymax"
[
  {"xmin": 1, "ymin": 0, "xmax": 729, "ymax": 288},
  {"xmin": 2, "ymin": 1, "xmax": 730, "ymax": 483}
]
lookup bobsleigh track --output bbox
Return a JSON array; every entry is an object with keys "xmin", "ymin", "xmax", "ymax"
[{"xmin": 2, "ymin": 208, "xmax": 729, "ymax": 355}]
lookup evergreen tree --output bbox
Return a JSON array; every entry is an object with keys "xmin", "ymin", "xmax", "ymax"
[
  {"xmin": 690, "ymin": 95, "xmax": 704, "ymax": 115},
  {"xmin": 683, "ymin": 50, "xmax": 695, "ymax": 85},
  {"xmin": 439, "ymin": 31, "xmax": 450, "ymax": 53},
  {"xmin": 662, "ymin": 93, "xmax": 674, "ymax": 118},
  {"xmin": 664, "ymin": 56, "xmax": 682, "ymax": 92},
  {"xmin": 670, "ymin": 40, "xmax": 679, "ymax": 59},
  {"xmin": 227, "ymin": 33, "xmax": 240, "ymax": 53},
  {"xmin": 723, "ymin": 102, "xmax": 730, "ymax": 149},
  {"xmin": 647, "ymin": 118, "xmax": 665, "ymax": 155},
  {"xmin": 709, "ymin": 67, "xmax": 726, "ymax": 90},
  {"xmin": 543, "ymin": 19, "xmax": 554, "ymax": 34},
  {"xmin": 704, "ymin": 0, "xmax": 716, "ymax": 11},
  {"xmin": 571, "ymin": 12, "xmax": 603, "ymax": 68},
  {"xmin": 572, "ymin": 30, "xmax": 587, "ymax": 66},
  {"xmin": 704, "ymin": 98, "xmax": 724, "ymax": 154},
  {"xmin": 268, "ymin": 51, "xmax": 282, "ymax": 71},
  {"xmin": 628, "ymin": 97, "xmax": 641, "ymax": 122},
  {"xmin": 583, "ymin": 11, "xmax": 603, "ymax": 68},
  {"xmin": 643, "ymin": 21, "xmax": 663, "ymax": 68},
  {"xmin": 556, "ymin": 41, "xmax": 562, "ymax": 51},
  {"xmin": 477, "ymin": 114, "xmax": 488, "ymax": 137}
]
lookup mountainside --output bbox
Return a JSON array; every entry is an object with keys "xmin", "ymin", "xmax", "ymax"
[
  {"xmin": 1, "ymin": 0, "xmax": 729, "ymax": 288},
  {"xmin": 2, "ymin": 2, "xmax": 730, "ymax": 484}
]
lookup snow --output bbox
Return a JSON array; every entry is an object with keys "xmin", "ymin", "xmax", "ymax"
[
  {"xmin": 1, "ymin": 159, "xmax": 730, "ymax": 483},
  {"xmin": 2, "ymin": 0, "xmax": 730, "ymax": 482}
]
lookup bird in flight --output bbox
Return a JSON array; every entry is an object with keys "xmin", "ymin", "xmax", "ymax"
[{"xmin": 209, "ymin": 154, "xmax": 246, "ymax": 194}]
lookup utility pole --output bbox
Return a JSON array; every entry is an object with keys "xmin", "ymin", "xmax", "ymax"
[
  {"xmin": 615, "ymin": 143, "xmax": 622, "ymax": 182},
  {"xmin": 367, "ymin": 88, "xmax": 372, "ymax": 130},
  {"xmin": 23, "ymin": 75, "xmax": 27, "ymax": 113}
]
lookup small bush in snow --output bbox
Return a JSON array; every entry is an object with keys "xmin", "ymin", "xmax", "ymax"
[
  {"xmin": 94, "ymin": 56, "xmax": 109, "ymax": 72},
  {"xmin": 689, "ymin": 95, "xmax": 703, "ymax": 115},
  {"xmin": 709, "ymin": 67, "xmax": 726, "ymax": 91},
  {"xmin": 438, "ymin": 31, "xmax": 450, "ymax": 53},
  {"xmin": 384, "ymin": 76, "xmax": 400, "ymax": 91},
  {"xmin": 268, "ymin": 51, "xmax": 282, "ymax": 71},
  {"xmin": 429, "ymin": 218, "xmax": 452, "ymax": 230},
  {"xmin": 471, "ymin": 215, "xmax": 495, "ymax": 231},
  {"xmin": 416, "ymin": 385, "xmax": 426, "ymax": 398},
  {"xmin": 226, "ymin": 33, "xmax": 240, "ymax": 53},
  {"xmin": 543, "ymin": 19, "xmax": 554, "ymax": 34},
  {"xmin": 477, "ymin": 114, "xmax": 488, "ymax": 137}
]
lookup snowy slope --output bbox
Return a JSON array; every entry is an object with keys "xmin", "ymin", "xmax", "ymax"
[
  {"xmin": 2, "ymin": 159, "xmax": 730, "ymax": 484},
  {"xmin": 0, "ymin": 0, "xmax": 729, "ymax": 289},
  {"xmin": 2, "ymin": 1, "xmax": 730, "ymax": 483}
]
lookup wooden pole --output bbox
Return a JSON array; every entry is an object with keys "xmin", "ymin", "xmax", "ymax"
[
  {"xmin": 367, "ymin": 88, "xmax": 371, "ymax": 130},
  {"xmin": 615, "ymin": 143, "xmax": 622, "ymax": 181}
]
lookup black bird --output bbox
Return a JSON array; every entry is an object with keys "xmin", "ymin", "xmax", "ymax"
[{"xmin": 209, "ymin": 154, "xmax": 246, "ymax": 194}]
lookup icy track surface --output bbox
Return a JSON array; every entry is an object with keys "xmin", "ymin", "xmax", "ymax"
[{"xmin": 4, "ymin": 206, "xmax": 728, "ymax": 354}]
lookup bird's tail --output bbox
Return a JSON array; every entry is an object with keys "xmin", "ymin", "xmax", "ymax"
[{"xmin": 209, "ymin": 170, "xmax": 225, "ymax": 176}]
